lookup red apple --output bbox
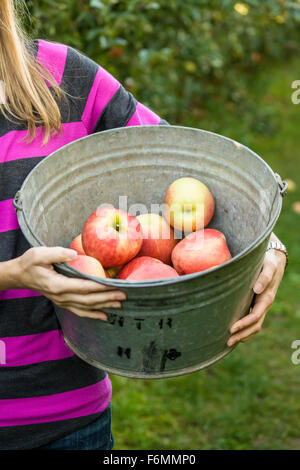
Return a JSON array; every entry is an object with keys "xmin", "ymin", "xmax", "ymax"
[
  {"xmin": 164, "ymin": 177, "xmax": 215, "ymax": 233},
  {"xmin": 69, "ymin": 234, "xmax": 85, "ymax": 255},
  {"xmin": 109, "ymin": 46, "xmax": 123, "ymax": 58},
  {"xmin": 118, "ymin": 256, "xmax": 179, "ymax": 281},
  {"xmin": 172, "ymin": 228, "xmax": 232, "ymax": 274},
  {"xmin": 66, "ymin": 254, "xmax": 106, "ymax": 278},
  {"xmin": 82, "ymin": 206, "xmax": 143, "ymax": 268},
  {"xmin": 136, "ymin": 213, "xmax": 178, "ymax": 265}
]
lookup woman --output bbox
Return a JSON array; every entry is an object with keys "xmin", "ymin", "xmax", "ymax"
[{"xmin": 0, "ymin": 0, "xmax": 287, "ymax": 450}]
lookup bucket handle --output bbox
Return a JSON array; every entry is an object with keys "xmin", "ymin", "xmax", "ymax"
[
  {"xmin": 13, "ymin": 190, "xmax": 50, "ymax": 248},
  {"xmin": 13, "ymin": 190, "xmax": 23, "ymax": 211},
  {"xmin": 274, "ymin": 173, "xmax": 288, "ymax": 197}
]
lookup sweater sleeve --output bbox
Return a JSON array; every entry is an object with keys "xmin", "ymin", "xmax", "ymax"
[
  {"xmin": 35, "ymin": 40, "xmax": 169, "ymax": 132},
  {"xmin": 66, "ymin": 46, "xmax": 170, "ymax": 134}
]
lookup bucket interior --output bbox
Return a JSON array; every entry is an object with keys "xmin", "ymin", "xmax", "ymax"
[{"xmin": 21, "ymin": 126, "xmax": 280, "ymax": 261}]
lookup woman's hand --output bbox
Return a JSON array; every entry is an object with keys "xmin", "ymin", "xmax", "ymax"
[
  {"xmin": 227, "ymin": 233, "xmax": 287, "ymax": 347},
  {"xmin": 14, "ymin": 246, "xmax": 126, "ymax": 321}
]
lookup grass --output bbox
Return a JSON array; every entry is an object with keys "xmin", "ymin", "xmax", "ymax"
[{"xmin": 109, "ymin": 56, "xmax": 300, "ymax": 450}]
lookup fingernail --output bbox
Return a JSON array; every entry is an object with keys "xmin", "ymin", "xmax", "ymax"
[
  {"xmin": 113, "ymin": 302, "xmax": 122, "ymax": 308},
  {"xmin": 227, "ymin": 339, "xmax": 235, "ymax": 347},
  {"xmin": 98, "ymin": 315, "xmax": 108, "ymax": 321},
  {"xmin": 66, "ymin": 249, "xmax": 78, "ymax": 261},
  {"xmin": 253, "ymin": 283, "xmax": 263, "ymax": 294},
  {"xmin": 116, "ymin": 293, "xmax": 126, "ymax": 300},
  {"xmin": 230, "ymin": 325, "xmax": 238, "ymax": 334}
]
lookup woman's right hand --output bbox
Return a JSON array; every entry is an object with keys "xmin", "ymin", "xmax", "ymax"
[{"xmin": 14, "ymin": 246, "xmax": 126, "ymax": 321}]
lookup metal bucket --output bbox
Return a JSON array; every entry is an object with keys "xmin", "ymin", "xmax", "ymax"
[{"xmin": 13, "ymin": 125, "xmax": 287, "ymax": 379}]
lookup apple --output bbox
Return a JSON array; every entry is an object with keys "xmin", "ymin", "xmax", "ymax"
[
  {"xmin": 82, "ymin": 206, "xmax": 143, "ymax": 268},
  {"xmin": 106, "ymin": 265, "xmax": 124, "ymax": 278},
  {"xmin": 66, "ymin": 254, "xmax": 106, "ymax": 278},
  {"xmin": 69, "ymin": 234, "xmax": 85, "ymax": 255},
  {"xmin": 136, "ymin": 213, "xmax": 178, "ymax": 265},
  {"xmin": 171, "ymin": 228, "xmax": 232, "ymax": 274},
  {"xmin": 164, "ymin": 177, "xmax": 215, "ymax": 233},
  {"xmin": 118, "ymin": 256, "xmax": 179, "ymax": 281},
  {"xmin": 109, "ymin": 46, "xmax": 123, "ymax": 58}
]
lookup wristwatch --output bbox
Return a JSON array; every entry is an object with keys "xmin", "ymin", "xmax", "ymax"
[{"xmin": 267, "ymin": 241, "xmax": 288, "ymax": 269}]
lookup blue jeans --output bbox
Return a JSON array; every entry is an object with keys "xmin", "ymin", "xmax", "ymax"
[{"xmin": 39, "ymin": 403, "xmax": 114, "ymax": 450}]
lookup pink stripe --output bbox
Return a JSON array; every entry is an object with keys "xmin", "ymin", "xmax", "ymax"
[
  {"xmin": 0, "ymin": 378, "xmax": 112, "ymax": 427},
  {"xmin": 0, "ymin": 199, "xmax": 19, "ymax": 232},
  {"xmin": 0, "ymin": 289, "xmax": 41, "ymax": 301},
  {"xmin": 0, "ymin": 122, "xmax": 87, "ymax": 164},
  {"xmin": 0, "ymin": 330, "xmax": 74, "ymax": 367},
  {"xmin": 36, "ymin": 39, "xmax": 68, "ymax": 86},
  {"xmin": 126, "ymin": 102, "xmax": 160, "ymax": 127},
  {"xmin": 81, "ymin": 67, "xmax": 120, "ymax": 133}
]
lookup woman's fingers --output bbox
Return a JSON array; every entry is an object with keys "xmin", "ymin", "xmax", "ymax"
[
  {"xmin": 66, "ymin": 307, "xmax": 109, "ymax": 321},
  {"xmin": 47, "ymin": 272, "xmax": 118, "ymax": 294},
  {"xmin": 253, "ymin": 261, "xmax": 276, "ymax": 294},
  {"xmin": 58, "ymin": 299, "xmax": 122, "ymax": 309},
  {"xmin": 227, "ymin": 249, "xmax": 282, "ymax": 347},
  {"xmin": 227, "ymin": 290, "xmax": 275, "ymax": 346},
  {"xmin": 51, "ymin": 289, "xmax": 126, "ymax": 306},
  {"xmin": 227, "ymin": 312, "xmax": 266, "ymax": 347},
  {"xmin": 229, "ymin": 289, "xmax": 275, "ymax": 335},
  {"xmin": 48, "ymin": 286, "xmax": 126, "ymax": 321},
  {"xmin": 28, "ymin": 246, "xmax": 79, "ymax": 265}
]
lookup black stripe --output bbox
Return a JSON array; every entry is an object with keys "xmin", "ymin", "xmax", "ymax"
[
  {"xmin": 0, "ymin": 156, "xmax": 46, "ymax": 201},
  {"xmin": 0, "ymin": 412, "xmax": 104, "ymax": 450},
  {"xmin": 0, "ymin": 229, "xmax": 59, "ymax": 335},
  {"xmin": 92, "ymin": 85, "xmax": 137, "ymax": 133},
  {"xmin": 0, "ymin": 355, "xmax": 106, "ymax": 399},
  {"xmin": 59, "ymin": 46, "xmax": 100, "ymax": 123},
  {"xmin": 0, "ymin": 227, "xmax": 34, "ymax": 263},
  {"xmin": 0, "ymin": 115, "xmax": 29, "ymax": 139},
  {"xmin": 0, "ymin": 295, "xmax": 59, "ymax": 337}
]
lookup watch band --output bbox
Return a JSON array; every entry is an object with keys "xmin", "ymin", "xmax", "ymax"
[{"xmin": 267, "ymin": 241, "xmax": 288, "ymax": 269}]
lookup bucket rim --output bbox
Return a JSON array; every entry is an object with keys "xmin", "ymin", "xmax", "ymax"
[{"xmin": 16, "ymin": 125, "xmax": 283, "ymax": 288}]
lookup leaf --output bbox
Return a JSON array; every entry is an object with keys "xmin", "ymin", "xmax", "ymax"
[{"xmin": 90, "ymin": 0, "xmax": 105, "ymax": 9}]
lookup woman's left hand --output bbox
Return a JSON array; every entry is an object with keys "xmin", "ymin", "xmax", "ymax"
[{"xmin": 227, "ymin": 233, "xmax": 287, "ymax": 347}]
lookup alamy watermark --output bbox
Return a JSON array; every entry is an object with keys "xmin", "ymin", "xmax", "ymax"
[
  {"xmin": 291, "ymin": 80, "xmax": 300, "ymax": 104},
  {"xmin": 94, "ymin": 197, "xmax": 205, "ymax": 243},
  {"xmin": 0, "ymin": 340, "xmax": 6, "ymax": 365},
  {"xmin": 291, "ymin": 340, "xmax": 300, "ymax": 365},
  {"xmin": 0, "ymin": 80, "xmax": 6, "ymax": 104}
]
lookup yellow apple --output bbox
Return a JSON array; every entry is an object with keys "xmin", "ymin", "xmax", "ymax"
[{"xmin": 164, "ymin": 177, "xmax": 215, "ymax": 233}]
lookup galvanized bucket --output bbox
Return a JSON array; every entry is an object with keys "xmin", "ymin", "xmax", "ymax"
[{"xmin": 13, "ymin": 125, "xmax": 287, "ymax": 379}]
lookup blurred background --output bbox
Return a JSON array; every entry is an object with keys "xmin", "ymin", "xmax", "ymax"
[{"xmin": 24, "ymin": 0, "xmax": 299, "ymax": 450}]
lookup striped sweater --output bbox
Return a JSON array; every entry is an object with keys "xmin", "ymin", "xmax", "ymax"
[{"xmin": 0, "ymin": 39, "xmax": 167, "ymax": 450}]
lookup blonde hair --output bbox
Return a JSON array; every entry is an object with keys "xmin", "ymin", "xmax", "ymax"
[{"xmin": 0, "ymin": 0, "xmax": 64, "ymax": 145}]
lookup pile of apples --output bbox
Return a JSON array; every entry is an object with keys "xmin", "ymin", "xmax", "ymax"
[{"xmin": 67, "ymin": 177, "xmax": 232, "ymax": 281}]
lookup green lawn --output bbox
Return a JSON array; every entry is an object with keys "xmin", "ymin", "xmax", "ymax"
[{"xmin": 110, "ymin": 57, "xmax": 300, "ymax": 450}]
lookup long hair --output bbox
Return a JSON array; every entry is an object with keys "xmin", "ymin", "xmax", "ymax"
[{"xmin": 0, "ymin": 0, "xmax": 64, "ymax": 145}]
